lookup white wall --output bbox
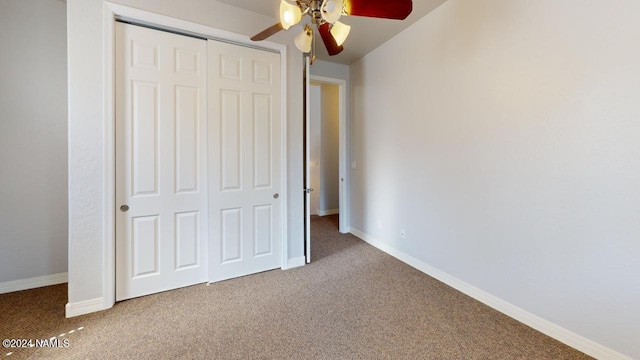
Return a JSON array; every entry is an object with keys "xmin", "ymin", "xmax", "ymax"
[
  {"xmin": 67, "ymin": 0, "xmax": 304, "ymax": 314},
  {"xmin": 0, "ymin": 0, "xmax": 68, "ymax": 283},
  {"xmin": 319, "ymin": 83, "xmax": 340, "ymax": 212},
  {"xmin": 350, "ymin": 0, "xmax": 640, "ymax": 358}
]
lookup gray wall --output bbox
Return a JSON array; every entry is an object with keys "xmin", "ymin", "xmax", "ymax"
[
  {"xmin": 350, "ymin": 0, "xmax": 640, "ymax": 358},
  {"xmin": 0, "ymin": 0, "xmax": 68, "ymax": 283}
]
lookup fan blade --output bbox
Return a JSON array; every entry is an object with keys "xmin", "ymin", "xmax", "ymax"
[
  {"xmin": 344, "ymin": 0, "xmax": 413, "ymax": 20},
  {"xmin": 318, "ymin": 23, "xmax": 344, "ymax": 56},
  {"xmin": 251, "ymin": 23, "xmax": 284, "ymax": 41}
]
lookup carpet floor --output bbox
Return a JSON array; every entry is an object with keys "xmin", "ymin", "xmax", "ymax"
[{"xmin": 0, "ymin": 215, "xmax": 591, "ymax": 359}]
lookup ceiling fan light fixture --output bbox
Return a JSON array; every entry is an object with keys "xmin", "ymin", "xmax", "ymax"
[
  {"xmin": 279, "ymin": 0, "xmax": 302, "ymax": 30},
  {"xmin": 330, "ymin": 21, "xmax": 350, "ymax": 46},
  {"xmin": 294, "ymin": 25, "xmax": 313, "ymax": 53},
  {"xmin": 321, "ymin": 0, "xmax": 343, "ymax": 23},
  {"xmin": 251, "ymin": 0, "xmax": 414, "ymax": 61}
]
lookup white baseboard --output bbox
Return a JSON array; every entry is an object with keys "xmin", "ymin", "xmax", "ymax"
[
  {"xmin": 349, "ymin": 227, "xmax": 632, "ymax": 360},
  {"xmin": 283, "ymin": 256, "xmax": 306, "ymax": 270},
  {"xmin": 318, "ymin": 208, "xmax": 339, "ymax": 216},
  {"xmin": 0, "ymin": 273, "xmax": 68, "ymax": 294},
  {"xmin": 65, "ymin": 297, "xmax": 107, "ymax": 318}
]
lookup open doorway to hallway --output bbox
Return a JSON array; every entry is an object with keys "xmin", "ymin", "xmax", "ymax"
[
  {"xmin": 309, "ymin": 82, "xmax": 341, "ymax": 219},
  {"xmin": 308, "ymin": 81, "xmax": 342, "ymax": 260},
  {"xmin": 305, "ymin": 64, "xmax": 351, "ymax": 262},
  {"xmin": 304, "ymin": 59, "xmax": 349, "ymax": 264}
]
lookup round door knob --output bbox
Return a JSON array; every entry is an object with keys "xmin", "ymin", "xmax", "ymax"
[
  {"xmin": 120, "ymin": 205, "xmax": 129, "ymax": 212},
  {"xmin": 273, "ymin": 193, "xmax": 279, "ymax": 199}
]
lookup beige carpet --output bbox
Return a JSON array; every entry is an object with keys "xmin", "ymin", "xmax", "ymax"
[{"xmin": 0, "ymin": 215, "xmax": 591, "ymax": 359}]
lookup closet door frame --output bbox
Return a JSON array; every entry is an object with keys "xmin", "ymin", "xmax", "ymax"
[{"xmin": 101, "ymin": 1, "xmax": 289, "ymax": 310}]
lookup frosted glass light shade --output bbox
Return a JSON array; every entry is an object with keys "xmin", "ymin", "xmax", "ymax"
[
  {"xmin": 321, "ymin": 0, "xmax": 343, "ymax": 23},
  {"xmin": 294, "ymin": 26, "xmax": 313, "ymax": 53},
  {"xmin": 280, "ymin": 0, "xmax": 302, "ymax": 30},
  {"xmin": 330, "ymin": 21, "xmax": 350, "ymax": 46}
]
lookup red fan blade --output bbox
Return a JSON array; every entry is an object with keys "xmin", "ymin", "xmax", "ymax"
[
  {"xmin": 344, "ymin": 0, "xmax": 413, "ymax": 20},
  {"xmin": 318, "ymin": 23, "xmax": 344, "ymax": 56},
  {"xmin": 251, "ymin": 23, "xmax": 284, "ymax": 41}
]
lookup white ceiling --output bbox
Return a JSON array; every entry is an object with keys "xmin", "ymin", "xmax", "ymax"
[{"xmin": 216, "ymin": 0, "xmax": 447, "ymax": 64}]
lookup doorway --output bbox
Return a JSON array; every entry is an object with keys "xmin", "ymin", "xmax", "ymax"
[
  {"xmin": 304, "ymin": 65, "xmax": 349, "ymax": 264},
  {"xmin": 309, "ymin": 82, "xmax": 341, "ymax": 218}
]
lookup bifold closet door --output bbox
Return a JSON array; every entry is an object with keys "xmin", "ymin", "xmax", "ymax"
[
  {"xmin": 207, "ymin": 40, "xmax": 282, "ymax": 282},
  {"xmin": 115, "ymin": 22, "xmax": 208, "ymax": 301}
]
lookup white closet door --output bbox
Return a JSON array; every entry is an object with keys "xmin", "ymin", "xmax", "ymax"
[
  {"xmin": 208, "ymin": 40, "xmax": 282, "ymax": 282},
  {"xmin": 115, "ymin": 22, "xmax": 208, "ymax": 301}
]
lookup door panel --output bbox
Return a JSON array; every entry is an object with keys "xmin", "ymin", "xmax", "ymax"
[
  {"xmin": 253, "ymin": 94, "xmax": 273, "ymax": 189},
  {"xmin": 220, "ymin": 90, "xmax": 242, "ymax": 191},
  {"xmin": 175, "ymin": 211, "xmax": 199, "ymax": 269},
  {"xmin": 254, "ymin": 205, "xmax": 273, "ymax": 256},
  {"xmin": 132, "ymin": 81, "xmax": 159, "ymax": 196},
  {"xmin": 132, "ymin": 215, "xmax": 159, "ymax": 277},
  {"xmin": 116, "ymin": 22, "xmax": 207, "ymax": 301},
  {"xmin": 208, "ymin": 40, "xmax": 282, "ymax": 282},
  {"xmin": 221, "ymin": 208, "xmax": 242, "ymax": 263},
  {"xmin": 175, "ymin": 86, "xmax": 200, "ymax": 193}
]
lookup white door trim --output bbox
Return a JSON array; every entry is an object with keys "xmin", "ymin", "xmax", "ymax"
[
  {"xmin": 309, "ymin": 75, "xmax": 349, "ymax": 234},
  {"xmin": 103, "ymin": 2, "xmax": 289, "ymax": 310},
  {"xmin": 304, "ymin": 57, "xmax": 311, "ymax": 263}
]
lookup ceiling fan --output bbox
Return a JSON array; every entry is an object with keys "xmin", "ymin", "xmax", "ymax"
[{"xmin": 251, "ymin": 0, "xmax": 413, "ymax": 62}]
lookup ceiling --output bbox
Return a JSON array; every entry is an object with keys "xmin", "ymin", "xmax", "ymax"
[{"xmin": 216, "ymin": 0, "xmax": 447, "ymax": 64}]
